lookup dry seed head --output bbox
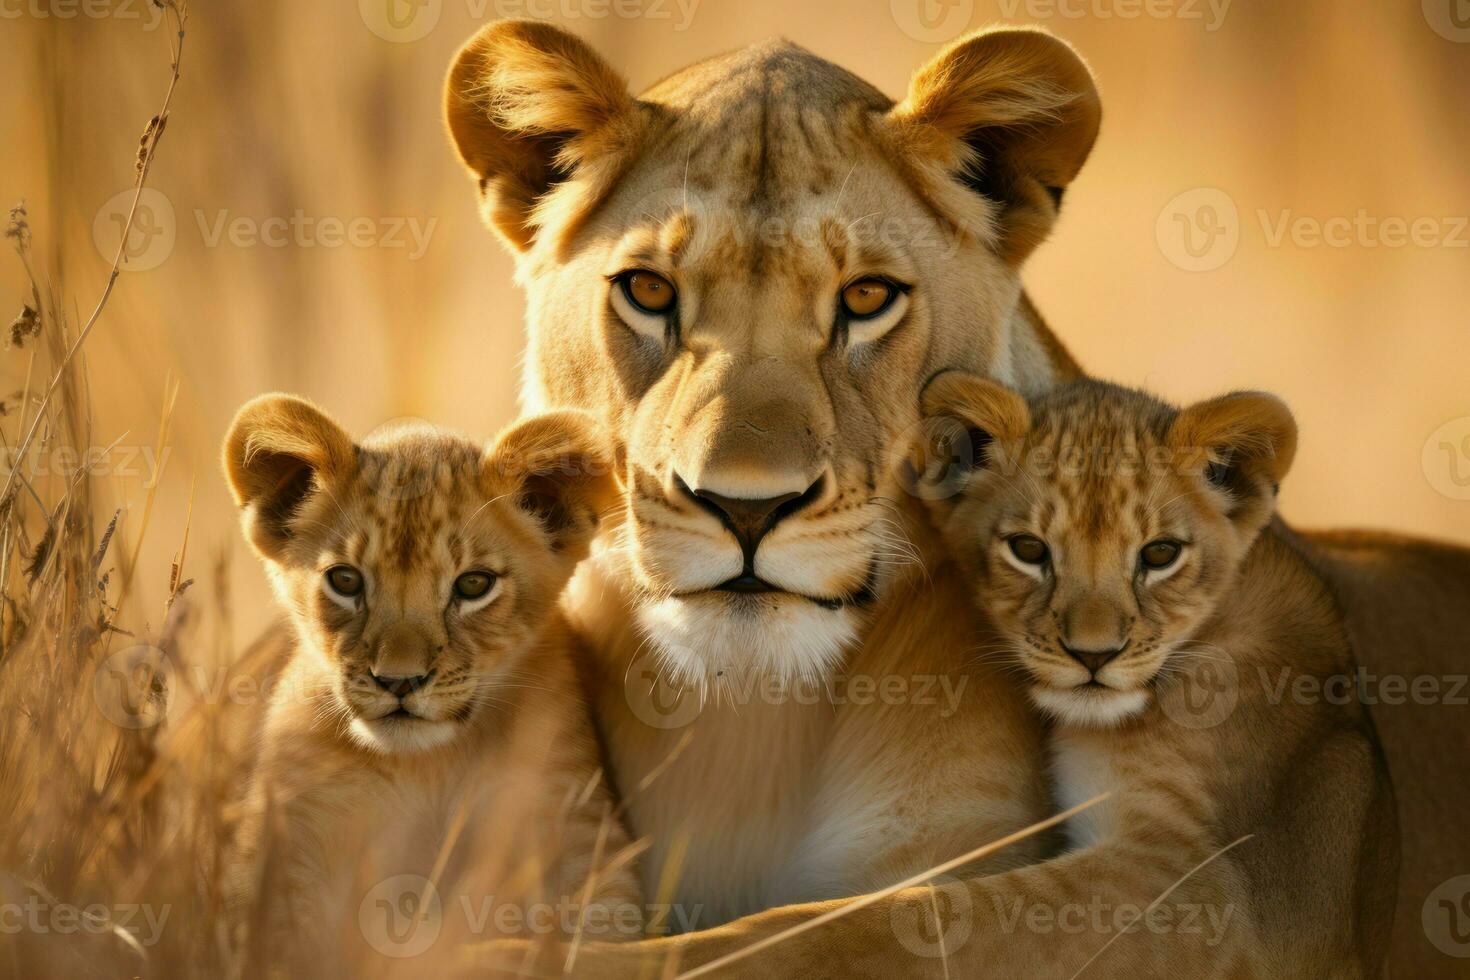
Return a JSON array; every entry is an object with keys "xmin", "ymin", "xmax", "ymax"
[{"xmin": 9, "ymin": 305, "xmax": 40, "ymax": 349}]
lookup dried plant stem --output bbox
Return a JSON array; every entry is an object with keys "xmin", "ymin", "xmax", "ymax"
[{"xmin": 0, "ymin": 1, "xmax": 188, "ymax": 511}]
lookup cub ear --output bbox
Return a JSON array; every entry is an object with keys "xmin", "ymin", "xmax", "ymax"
[
  {"xmin": 1168, "ymin": 391, "xmax": 1298, "ymax": 531},
  {"xmin": 223, "ymin": 394, "xmax": 355, "ymax": 560},
  {"xmin": 889, "ymin": 27, "xmax": 1101, "ymax": 265},
  {"xmin": 912, "ymin": 371, "xmax": 1031, "ymax": 501},
  {"xmin": 444, "ymin": 20, "xmax": 642, "ymax": 253},
  {"xmin": 483, "ymin": 410, "xmax": 619, "ymax": 560}
]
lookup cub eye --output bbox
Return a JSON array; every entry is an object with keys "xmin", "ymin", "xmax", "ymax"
[
  {"xmin": 453, "ymin": 571, "xmax": 498, "ymax": 602},
  {"xmin": 621, "ymin": 270, "xmax": 676, "ymax": 314},
  {"xmin": 325, "ymin": 565, "xmax": 364, "ymax": 598},
  {"xmin": 1008, "ymin": 535, "xmax": 1050, "ymax": 565},
  {"xmin": 840, "ymin": 278, "xmax": 895, "ymax": 319},
  {"xmin": 1140, "ymin": 540, "xmax": 1183, "ymax": 571}
]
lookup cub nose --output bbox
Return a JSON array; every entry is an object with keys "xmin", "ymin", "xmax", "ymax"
[
  {"xmin": 371, "ymin": 670, "xmax": 434, "ymax": 699},
  {"xmin": 1060, "ymin": 643, "xmax": 1127, "ymax": 676},
  {"xmin": 676, "ymin": 476, "xmax": 823, "ymax": 560}
]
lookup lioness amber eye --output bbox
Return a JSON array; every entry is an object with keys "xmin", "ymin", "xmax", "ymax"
[
  {"xmin": 1008, "ymin": 535, "xmax": 1050, "ymax": 565},
  {"xmin": 1141, "ymin": 540, "xmax": 1183, "ymax": 570},
  {"xmin": 325, "ymin": 565, "xmax": 364, "ymax": 597},
  {"xmin": 622, "ymin": 270, "xmax": 676, "ymax": 314},
  {"xmin": 453, "ymin": 571, "xmax": 497, "ymax": 601},
  {"xmin": 840, "ymin": 278, "xmax": 894, "ymax": 319}
]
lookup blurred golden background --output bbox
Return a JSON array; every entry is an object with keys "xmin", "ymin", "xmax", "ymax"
[{"xmin": 4, "ymin": 0, "xmax": 1468, "ymax": 644}]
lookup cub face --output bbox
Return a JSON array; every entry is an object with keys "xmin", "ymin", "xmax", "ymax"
[
  {"xmin": 918, "ymin": 375, "xmax": 1296, "ymax": 728},
  {"xmin": 223, "ymin": 398, "xmax": 614, "ymax": 754}
]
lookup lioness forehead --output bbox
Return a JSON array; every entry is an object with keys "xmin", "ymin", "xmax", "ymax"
[
  {"xmin": 637, "ymin": 40, "xmax": 895, "ymax": 211},
  {"xmin": 642, "ymin": 39, "xmax": 890, "ymax": 120}
]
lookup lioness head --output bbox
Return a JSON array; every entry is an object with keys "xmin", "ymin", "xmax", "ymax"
[
  {"xmin": 224, "ymin": 396, "xmax": 613, "ymax": 753},
  {"xmin": 918, "ymin": 374, "xmax": 1297, "ymax": 726},
  {"xmin": 444, "ymin": 22, "xmax": 1100, "ymax": 682}
]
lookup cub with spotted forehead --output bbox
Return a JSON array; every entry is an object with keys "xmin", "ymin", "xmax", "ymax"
[
  {"xmin": 222, "ymin": 396, "xmax": 643, "ymax": 968},
  {"xmin": 916, "ymin": 374, "xmax": 1396, "ymax": 976}
]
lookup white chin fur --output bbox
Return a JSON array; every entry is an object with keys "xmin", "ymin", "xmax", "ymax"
[
  {"xmin": 348, "ymin": 715, "xmax": 460, "ymax": 755},
  {"xmin": 637, "ymin": 593, "xmax": 857, "ymax": 689},
  {"xmin": 1029, "ymin": 685, "xmax": 1150, "ymax": 728}
]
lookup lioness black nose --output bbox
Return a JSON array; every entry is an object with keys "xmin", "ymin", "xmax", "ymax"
[
  {"xmin": 677, "ymin": 476, "xmax": 823, "ymax": 560},
  {"xmin": 371, "ymin": 670, "xmax": 433, "ymax": 699},
  {"xmin": 1060, "ymin": 643, "xmax": 1126, "ymax": 676}
]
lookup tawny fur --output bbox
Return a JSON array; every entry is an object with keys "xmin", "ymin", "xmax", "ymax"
[
  {"xmin": 444, "ymin": 20, "xmax": 1099, "ymax": 933},
  {"xmin": 912, "ymin": 375, "xmax": 1396, "ymax": 976},
  {"xmin": 222, "ymin": 396, "xmax": 643, "ymax": 971},
  {"xmin": 440, "ymin": 20, "xmax": 1462, "ymax": 977}
]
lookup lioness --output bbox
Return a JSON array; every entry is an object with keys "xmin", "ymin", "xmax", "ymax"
[
  {"xmin": 913, "ymin": 372, "xmax": 1395, "ymax": 975},
  {"xmin": 443, "ymin": 19, "xmax": 1469, "ymax": 974},
  {"xmin": 223, "ymin": 397, "xmax": 643, "ymax": 970}
]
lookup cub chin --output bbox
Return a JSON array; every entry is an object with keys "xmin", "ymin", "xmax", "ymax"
[{"xmin": 223, "ymin": 396, "xmax": 642, "ymax": 972}]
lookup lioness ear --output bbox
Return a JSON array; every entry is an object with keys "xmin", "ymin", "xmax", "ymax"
[
  {"xmin": 223, "ymin": 394, "xmax": 355, "ymax": 560},
  {"xmin": 444, "ymin": 20, "xmax": 642, "ymax": 253},
  {"xmin": 912, "ymin": 371, "xmax": 1030, "ymax": 501},
  {"xmin": 484, "ymin": 410, "xmax": 618, "ymax": 559},
  {"xmin": 1169, "ymin": 391, "xmax": 1297, "ymax": 531},
  {"xmin": 890, "ymin": 27, "xmax": 1101, "ymax": 264}
]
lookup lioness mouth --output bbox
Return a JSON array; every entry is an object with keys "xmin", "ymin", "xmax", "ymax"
[
  {"xmin": 378, "ymin": 708, "xmax": 421, "ymax": 721},
  {"xmin": 716, "ymin": 573, "xmax": 779, "ymax": 595},
  {"xmin": 710, "ymin": 567, "xmax": 879, "ymax": 611}
]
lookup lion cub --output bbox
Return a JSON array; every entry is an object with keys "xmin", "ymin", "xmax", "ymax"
[
  {"xmin": 223, "ymin": 396, "xmax": 642, "ymax": 968},
  {"xmin": 916, "ymin": 375, "xmax": 1395, "ymax": 974}
]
